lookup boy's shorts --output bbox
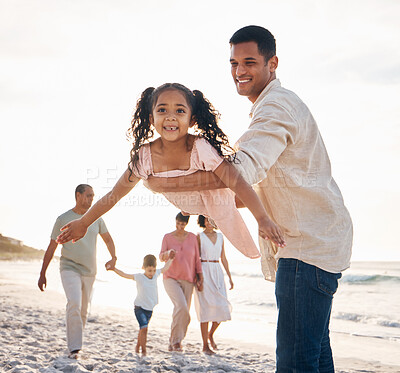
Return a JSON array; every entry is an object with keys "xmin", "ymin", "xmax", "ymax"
[{"xmin": 134, "ymin": 306, "xmax": 153, "ymax": 329}]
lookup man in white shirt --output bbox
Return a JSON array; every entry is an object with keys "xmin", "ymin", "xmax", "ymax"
[
  {"xmin": 228, "ymin": 26, "xmax": 352, "ymax": 372},
  {"xmin": 146, "ymin": 25, "xmax": 353, "ymax": 372},
  {"xmin": 38, "ymin": 184, "xmax": 117, "ymax": 359}
]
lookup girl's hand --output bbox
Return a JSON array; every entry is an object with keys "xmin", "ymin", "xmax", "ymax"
[
  {"xmin": 228, "ymin": 278, "xmax": 234, "ymax": 290},
  {"xmin": 57, "ymin": 219, "xmax": 88, "ymax": 244},
  {"xmin": 258, "ymin": 216, "xmax": 286, "ymax": 248}
]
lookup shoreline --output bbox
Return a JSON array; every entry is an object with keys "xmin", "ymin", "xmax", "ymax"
[
  {"xmin": 1, "ymin": 261, "xmax": 399, "ymax": 372},
  {"xmin": 2, "ymin": 281, "xmax": 277, "ymax": 372}
]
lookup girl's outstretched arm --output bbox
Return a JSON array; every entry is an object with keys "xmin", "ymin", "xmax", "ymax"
[
  {"xmin": 213, "ymin": 160, "xmax": 286, "ymax": 248},
  {"xmin": 57, "ymin": 169, "xmax": 140, "ymax": 244}
]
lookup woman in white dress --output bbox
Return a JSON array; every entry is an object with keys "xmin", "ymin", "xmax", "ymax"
[{"xmin": 194, "ymin": 215, "xmax": 234, "ymax": 354}]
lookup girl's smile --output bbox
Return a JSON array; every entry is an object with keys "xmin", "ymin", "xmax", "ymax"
[{"xmin": 164, "ymin": 125, "xmax": 178, "ymax": 131}]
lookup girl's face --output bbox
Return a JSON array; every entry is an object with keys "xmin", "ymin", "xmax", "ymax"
[{"xmin": 150, "ymin": 89, "xmax": 195, "ymax": 142}]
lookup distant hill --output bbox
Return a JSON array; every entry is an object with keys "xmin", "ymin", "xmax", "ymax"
[{"xmin": 0, "ymin": 234, "xmax": 45, "ymax": 260}]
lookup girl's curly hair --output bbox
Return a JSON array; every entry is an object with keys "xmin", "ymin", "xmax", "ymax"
[{"xmin": 127, "ymin": 83, "xmax": 236, "ymax": 180}]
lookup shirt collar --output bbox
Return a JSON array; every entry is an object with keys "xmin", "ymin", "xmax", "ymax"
[{"xmin": 249, "ymin": 78, "xmax": 281, "ymax": 118}]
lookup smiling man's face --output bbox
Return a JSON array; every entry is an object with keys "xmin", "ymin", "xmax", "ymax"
[{"xmin": 230, "ymin": 41, "xmax": 277, "ymax": 103}]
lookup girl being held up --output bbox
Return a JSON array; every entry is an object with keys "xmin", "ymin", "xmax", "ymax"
[{"xmin": 57, "ymin": 83, "xmax": 285, "ymax": 256}]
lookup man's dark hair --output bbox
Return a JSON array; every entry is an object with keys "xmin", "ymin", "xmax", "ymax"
[
  {"xmin": 229, "ymin": 25, "xmax": 276, "ymax": 63},
  {"xmin": 176, "ymin": 212, "xmax": 190, "ymax": 224},
  {"xmin": 75, "ymin": 184, "xmax": 92, "ymax": 198},
  {"xmin": 143, "ymin": 254, "xmax": 157, "ymax": 268}
]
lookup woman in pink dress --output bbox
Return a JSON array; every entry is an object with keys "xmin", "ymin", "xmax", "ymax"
[{"xmin": 159, "ymin": 212, "xmax": 203, "ymax": 352}]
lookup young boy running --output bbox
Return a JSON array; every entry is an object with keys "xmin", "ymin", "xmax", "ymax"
[{"xmin": 108, "ymin": 251, "xmax": 175, "ymax": 355}]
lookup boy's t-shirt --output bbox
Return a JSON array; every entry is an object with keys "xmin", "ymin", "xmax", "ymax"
[
  {"xmin": 51, "ymin": 209, "xmax": 108, "ymax": 276},
  {"xmin": 134, "ymin": 269, "xmax": 162, "ymax": 311}
]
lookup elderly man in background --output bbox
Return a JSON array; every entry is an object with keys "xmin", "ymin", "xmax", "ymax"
[{"xmin": 38, "ymin": 184, "xmax": 117, "ymax": 359}]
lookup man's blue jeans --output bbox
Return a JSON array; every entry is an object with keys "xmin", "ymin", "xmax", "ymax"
[{"xmin": 275, "ymin": 258, "xmax": 342, "ymax": 373}]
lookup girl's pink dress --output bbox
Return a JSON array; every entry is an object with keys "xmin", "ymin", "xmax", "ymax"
[{"xmin": 133, "ymin": 137, "xmax": 260, "ymax": 259}]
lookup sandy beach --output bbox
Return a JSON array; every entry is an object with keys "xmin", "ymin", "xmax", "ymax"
[{"xmin": 1, "ymin": 261, "xmax": 399, "ymax": 373}]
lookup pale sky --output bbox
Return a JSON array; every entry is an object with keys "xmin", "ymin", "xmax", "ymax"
[{"xmin": 1, "ymin": 0, "xmax": 399, "ymax": 265}]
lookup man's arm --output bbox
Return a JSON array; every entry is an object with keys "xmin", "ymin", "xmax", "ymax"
[
  {"xmin": 213, "ymin": 160, "xmax": 286, "ymax": 247},
  {"xmin": 234, "ymin": 107, "xmax": 297, "ymax": 186},
  {"xmin": 38, "ymin": 239, "xmax": 58, "ymax": 291},
  {"xmin": 101, "ymin": 232, "xmax": 117, "ymax": 270},
  {"xmin": 145, "ymin": 171, "xmax": 226, "ymax": 193},
  {"xmin": 147, "ymin": 165, "xmax": 245, "ymax": 209}
]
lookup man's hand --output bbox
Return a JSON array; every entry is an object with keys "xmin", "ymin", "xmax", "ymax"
[
  {"xmin": 38, "ymin": 274, "xmax": 47, "ymax": 291},
  {"xmin": 105, "ymin": 257, "xmax": 117, "ymax": 271}
]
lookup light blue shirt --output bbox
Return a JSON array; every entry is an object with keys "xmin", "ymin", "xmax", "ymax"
[{"xmin": 134, "ymin": 269, "xmax": 162, "ymax": 311}]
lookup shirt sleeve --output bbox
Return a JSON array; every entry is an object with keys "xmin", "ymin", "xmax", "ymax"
[
  {"xmin": 235, "ymin": 101, "xmax": 298, "ymax": 185},
  {"xmin": 50, "ymin": 217, "xmax": 62, "ymax": 241},
  {"xmin": 98, "ymin": 218, "xmax": 108, "ymax": 234},
  {"xmin": 195, "ymin": 138, "xmax": 224, "ymax": 172},
  {"xmin": 131, "ymin": 145, "xmax": 151, "ymax": 180}
]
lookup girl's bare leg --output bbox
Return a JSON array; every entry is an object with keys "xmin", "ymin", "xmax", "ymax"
[
  {"xmin": 208, "ymin": 322, "xmax": 220, "ymax": 350},
  {"xmin": 200, "ymin": 322, "xmax": 215, "ymax": 355}
]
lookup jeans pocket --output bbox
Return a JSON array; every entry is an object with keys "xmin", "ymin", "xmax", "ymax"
[{"xmin": 316, "ymin": 268, "xmax": 342, "ymax": 296}]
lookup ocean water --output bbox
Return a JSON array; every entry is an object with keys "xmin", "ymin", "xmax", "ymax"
[
  {"xmin": 331, "ymin": 261, "xmax": 400, "ymax": 342},
  {"xmin": 91, "ymin": 260, "xmax": 400, "ymax": 350}
]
